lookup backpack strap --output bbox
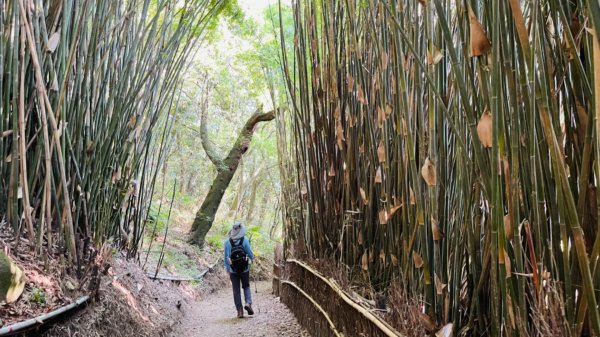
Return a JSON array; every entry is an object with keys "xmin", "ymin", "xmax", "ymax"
[{"xmin": 230, "ymin": 237, "xmax": 244, "ymax": 247}]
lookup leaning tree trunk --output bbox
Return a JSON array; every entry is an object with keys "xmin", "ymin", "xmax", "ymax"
[{"xmin": 189, "ymin": 107, "xmax": 275, "ymax": 246}]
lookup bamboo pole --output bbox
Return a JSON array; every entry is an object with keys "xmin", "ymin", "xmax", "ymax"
[{"xmin": 280, "ymin": 0, "xmax": 600, "ymax": 335}]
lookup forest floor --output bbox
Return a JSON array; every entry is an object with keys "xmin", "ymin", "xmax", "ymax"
[
  {"xmin": 170, "ymin": 280, "xmax": 309, "ymax": 337},
  {"xmin": 38, "ymin": 256, "xmax": 302, "ymax": 337}
]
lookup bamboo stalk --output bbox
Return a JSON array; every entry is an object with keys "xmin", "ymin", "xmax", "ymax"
[
  {"xmin": 280, "ymin": 0, "xmax": 600, "ymax": 335},
  {"xmin": 0, "ymin": 0, "xmax": 223, "ymax": 269}
]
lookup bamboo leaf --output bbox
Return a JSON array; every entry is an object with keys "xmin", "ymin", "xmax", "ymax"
[
  {"xmin": 359, "ymin": 187, "xmax": 369, "ymax": 205},
  {"xmin": 389, "ymin": 203, "xmax": 402, "ymax": 217},
  {"xmin": 46, "ymin": 30, "xmax": 61, "ymax": 53},
  {"xmin": 503, "ymin": 214, "xmax": 512, "ymax": 239},
  {"xmin": 431, "ymin": 217, "xmax": 442, "ymax": 241},
  {"xmin": 435, "ymin": 273, "xmax": 446, "ymax": 295},
  {"xmin": 419, "ymin": 313, "xmax": 437, "ymax": 332},
  {"xmin": 361, "ymin": 251, "xmax": 369, "ymax": 271},
  {"xmin": 375, "ymin": 166, "xmax": 383, "ymax": 183},
  {"xmin": 427, "ymin": 48, "xmax": 443, "ymax": 65},
  {"xmin": 377, "ymin": 141, "xmax": 386, "ymax": 162},
  {"xmin": 468, "ymin": 7, "xmax": 491, "ymax": 57},
  {"xmin": 379, "ymin": 208, "xmax": 389, "ymax": 224},
  {"xmin": 413, "ymin": 251, "xmax": 424, "ymax": 268},
  {"xmin": 476, "ymin": 110, "xmax": 493, "ymax": 148},
  {"xmin": 377, "ymin": 106, "xmax": 386, "ymax": 128},
  {"xmin": 421, "ymin": 158, "xmax": 437, "ymax": 186}
]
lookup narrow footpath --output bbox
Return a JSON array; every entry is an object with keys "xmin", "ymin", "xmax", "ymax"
[{"xmin": 170, "ymin": 281, "xmax": 310, "ymax": 337}]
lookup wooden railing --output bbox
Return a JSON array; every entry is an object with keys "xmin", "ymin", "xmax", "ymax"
[{"xmin": 276, "ymin": 259, "xmax": 404, "ymax": 337}]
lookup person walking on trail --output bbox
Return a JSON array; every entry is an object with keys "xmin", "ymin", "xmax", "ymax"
[{"xmin": 224, "ymin": 221, "xmax": 255, "ymax": 318}]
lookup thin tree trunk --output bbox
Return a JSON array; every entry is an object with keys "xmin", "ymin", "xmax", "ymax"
[{"xmin": 188, "ymin": 107, "xmax": 275, "ymax": 246}]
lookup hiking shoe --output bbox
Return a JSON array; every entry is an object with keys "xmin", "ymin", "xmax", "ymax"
[
  {"xmin": 237, "ymin": 309, "xmax": 244, "ymax": 318},
  {"xmin": 244, "ymin": 304, "xmax": 254, "ymax": 315}
]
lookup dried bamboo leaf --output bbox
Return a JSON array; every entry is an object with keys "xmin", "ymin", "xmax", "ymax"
[
  {"xmin": 413, "ymin": 250, "xmax": 424, "ymax": 268},
  {"xmin": 504, "ymin": 214, "xmax": 512, "ymax": 239},
  {"xmin": 381, "ymin": 51, "xmax": 388, "ymax": 70},
  {"xmin": 468, "ymin": 7, "xmax": 491, "ymax": 56},
  {"xmin": 431, "ymin": 217, "xmax": 442, "ymax": 240},
  {"xmin": 46, "ymin": 30, "xmax": 61, "ymax": 52},
  {"xmin": 503, "ymin": 249, "xmax": 512, "ymax": 278},
  {"xmin": 435, "ymin": 273, "xmax": 446, "ymax": 295},
  {"xmin": 379, "ymin": 249, "xmax": 386, "ymax": 264},
  {"xmin": 377, "ymin": 141, "xmax": 386, "ymax": 162},
  {"xmin": 389, "ymin": 203, "xmax": 402, "ymax": 217},
  {"xmin": 506, "ymin": 294, "xmax": 516, "ymax": 329},
  {"xmin": 359, "ymin": 187, "xmax": 369, "ymax": 205},
  {"xmin": 375, "ymin": 166, "xmax": 383, "ymax": 183},
  {"xmin": 357, "ymin": 84, "xmax": 365, "ymax": 104},
  {"xmin": 129, "ymin": 115, "xmax": 137, "ymax": 128},
  {"xmin": 419, "ymin": 313, "xmax": 437, "ymax": 332},
  {"xmin": 385, "ymin": 104, "xmax": 392, "ymax": 116},
  {"xmin": 336, "ymin": 106, "xmax": 345, "ymax": 150},
  {"xmin": 379, "ymin": 208, "xmax": 389, "ymax": 224},
  {"xmin": 51, "ymin": 77, "xmax": 59, "ymax": 91},
  {"xmin": 346, "ymin": 74, "xmax": 354, "ymax": 91},
  {"xmin": 377, "ymin": 106, "xmax": 386, "ymax": 128},
  {"xmin": 427, "ymin": 48, "xmax": 443, "ymax": 65},
  {"xmin": 361, "ymin": 251, "xmax": 369, "ymax": 271},
  {"xmin": 476, "ymin": 110, "xmax": 493, "ymax": 148},
  {"xmin": 421, "ymin": 157, "xmax": 437, "ymax": 186}
]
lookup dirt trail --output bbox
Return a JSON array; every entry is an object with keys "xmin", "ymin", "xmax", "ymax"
[{"xmin": 170, "ymin": 281, "xmax": 310, "ymax": 337}]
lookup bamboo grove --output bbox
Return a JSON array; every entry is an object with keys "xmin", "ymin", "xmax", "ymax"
[
  {"xmin": 281, "ymin": 0, "xmax": 600, "ymax": 336},
  {"xmin": 0, "ymin": 0, "xmax": 221, "ymax": 268}
]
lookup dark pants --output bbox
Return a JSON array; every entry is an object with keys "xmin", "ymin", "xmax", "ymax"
[{"xmin": 229, "ymin": 271, "xmax": 252, "ymax": 310}]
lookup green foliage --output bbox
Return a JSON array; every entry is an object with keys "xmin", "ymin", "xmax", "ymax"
[
  {"xmin": 203, "ymin": 0, "xmax": 245, "ymax": 42},
  {"xmin": 159, "ymin": 2, "xmax": 295, "ymax": 257},
  {"xmin": 205, "ymin": 235, "xmax": 224, "ymax": 250},
  {"xmin": 147, "ymin": 207, "xmax": 170, "ymax": 236},
  {"xmin": 29, "ymin": 288, "xmax": 46, "ymax": 306},
  {"xmin": 148, "ymin": 249, "xmax": 199, "ymax": 278},
  {"xmin": 245, "ymin": 225, "xmax": 276, "ymax": 258}
]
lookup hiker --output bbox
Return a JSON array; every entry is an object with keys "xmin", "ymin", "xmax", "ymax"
[{"xmin": 224, "ymin": 221, "xmax": 255, "ymax": 318}]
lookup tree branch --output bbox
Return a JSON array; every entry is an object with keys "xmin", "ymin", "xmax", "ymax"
[
  {"xmin": 201, "ymin": 105, "xmax": 276, "ymax": 171},
  {"xmin": 243, "ymin": 107, "xmax": 277, "ymax": 130},
  {"xmin": 199, "ymin": 101, "xmax": 225, "ymax": 168}
]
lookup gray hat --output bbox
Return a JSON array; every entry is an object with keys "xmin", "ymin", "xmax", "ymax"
[{"xmin": 228, "ymin": 221, "xmax": 246, "ymax": 240}]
